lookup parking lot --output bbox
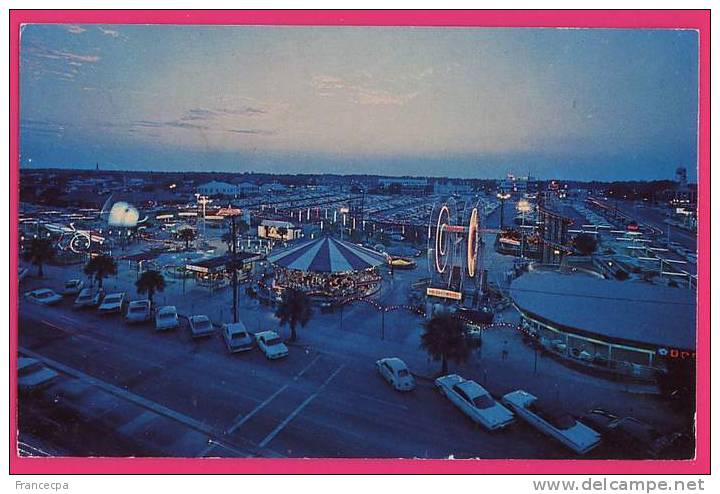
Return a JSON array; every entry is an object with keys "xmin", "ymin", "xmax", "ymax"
[{"xmin": 19, "ymin": 297, "xmax": 576, "ymax": 459}]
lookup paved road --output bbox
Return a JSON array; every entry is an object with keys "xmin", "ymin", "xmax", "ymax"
[{"xmin": 18, "ymin": 298, "xmax": 571, "ymax": 459}]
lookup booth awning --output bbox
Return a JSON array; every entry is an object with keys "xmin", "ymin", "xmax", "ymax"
[{"xmin": 185, "ymin": 252, "xmax": 261, "ymax": 274}]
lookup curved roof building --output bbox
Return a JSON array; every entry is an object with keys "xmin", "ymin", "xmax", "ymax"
[{"xmin": 511, "ymin": 271, "xmax": 696, "ymax": 352}]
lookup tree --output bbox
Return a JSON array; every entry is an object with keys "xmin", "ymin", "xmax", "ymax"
[
  {"xmin": 22, "ymin": 237, "xmax": 55, "ymax": 278},
  {"xmin": 275, "ymin": 288, "xmax": 313, "ymax": 342},
  {"xmin": 135, "ymin": 269, "xmax": 165, "ymax": 305},
  {"xmin": 178, "ymin": 227, "xmax": 197, "ymax": 250},
  {"xmin": 574, "ymin": 233, "xmax": 598, "ymax": 256},
  {"xmin": 84, "ymin": 254, "xmax": 118, "ymax": 288},
  {"xmin": 420, "ymin": 312, "xmax": 472, "ymax": 375}
]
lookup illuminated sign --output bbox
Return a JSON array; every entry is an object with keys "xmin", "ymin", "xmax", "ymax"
[
  {"xmin": 443, "ymin": 225, "xmax": 466, "ymax": 233},
  {"xmin": 185, "ymin": 264, "xmax": 209, "ymax": 274},
  {"xmin": 426, "ymin": 287, "xmax": 462, "ymax": 300},
  {"xmin": 217, "ymin": 207, "xmax": 242, "ymax": 217},
  {"xmin": 657, "ymin": 348, "xmax": 696, "ymax": 359}
]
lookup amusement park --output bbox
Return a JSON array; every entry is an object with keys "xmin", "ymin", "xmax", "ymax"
[{"xmin": 16, "ymin": 168, "xmax": 698, "ymax": 460}]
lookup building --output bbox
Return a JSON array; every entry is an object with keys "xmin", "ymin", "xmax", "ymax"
[
  {"xmin": 197, "ymin": 181, "xmax": 239, "ymax": 196},
  {"xmin": 260, "ymin": 182, "xmax": 288, "ymax": 194},
  {"xmin": 236, "ymin": 182, "xmax": 260, "ymax": 196},
  {"xmin": 378, "ymin": 177, "xmax": 431, "ymax": 195},
  {"xmin": 258, "ymin": 220, "xmax": 303, "ymax": 241},
  {"xmin": 511, "ymin": 271, "xmax": 696, "ymax": 381}
]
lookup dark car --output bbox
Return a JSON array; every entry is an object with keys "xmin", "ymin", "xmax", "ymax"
[{"xmin": 582, "ymin": 408, "xmax": 682, "ymax": 459}]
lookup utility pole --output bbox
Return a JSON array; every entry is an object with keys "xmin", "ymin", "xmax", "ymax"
[{"xmin": 230, "ymin": 215, "xmax": 239, "ymax": 323}]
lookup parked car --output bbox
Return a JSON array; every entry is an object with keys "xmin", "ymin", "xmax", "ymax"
[
  {"xmin": 18, "ymin": 357, "xmax": 59, "ymax": 392},
  {"xmin": 502, "ymin": 390, "xmax": 601, "ymax": 454},
  {"xmin": 376, "ymin": 357, "xmax": 415, "ymax": 391},
  {"xmin": 222, "ymin": 322, "xmax": 254, "ymax": 352},
  {"xmin": 436, "ymin": 374, "xmax": 514, "ymax": 430},
  {"xmin": 581, "ymin": 408, "xmax": 683, "ymax": 459},
  {"xmin": 25, "ymin": 288, "xmax": 63, "ymax": 306},
  {"xmin": 155, "ymin": 306, "xmax": 180, "ymax": 331},
  {"xmin": 61, "ymin": 279, "xmax": 84, "ymax": 296},
  {"xmin": 98, "ymin": 292, "xmax": 125, "ymax": 314},
  {"xmin": 74, "ymin": 287, "xmax": 104, "ymax": 309},
  {"xmin": 125, "ymin": 300, "xmax": 152, "ymax": 323},
  {"xmin": 256, "ymin": 330, "xmax": 288, "ymax": 360},
  {"xmin": 189, "ymin": 315, "xmax": 215, "ymax": 338}
]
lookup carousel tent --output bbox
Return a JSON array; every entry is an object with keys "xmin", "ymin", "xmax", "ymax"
[{"xmin": 268, "ymin": 236, "xmax": 387, "ymax": 273}]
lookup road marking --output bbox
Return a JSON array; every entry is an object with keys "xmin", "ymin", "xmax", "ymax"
[
  {"xmin": 198, "ymin": 438, "xmax": 251, "ymax": 458},
  {"xmin": 258, "ymin": 364, "xmax": 346, "ymax": 448},
  {"xmin": 19, "ymin": 346, "xmax": 274, "ymax": 458},
  {"xmin": 225, "ymin": 354, "xmax": 322, "ymax": 434},
  {"xmin": 19, "ymin": 346, "xmax": 217, "ymax": 435},
  {"xmin": 226, "ymin": 383, "xmax": 290, "ymax": 434},
  {"xmin": 294, "ymin": 354, "xmax": 322, "ymax": 380}
]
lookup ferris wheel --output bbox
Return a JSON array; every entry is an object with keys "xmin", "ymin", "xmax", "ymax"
[{"xmin": 427, "ymin": 197, "xmax": 484, "ymax": 295}]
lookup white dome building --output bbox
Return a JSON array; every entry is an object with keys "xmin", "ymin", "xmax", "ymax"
[{"xmin": 107, "ymin": 201, "xmax": 140, "ymax": 228}]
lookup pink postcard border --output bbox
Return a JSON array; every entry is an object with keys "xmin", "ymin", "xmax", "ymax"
[{"xmin": 8, "ymin": 9, "xmax": 711, "ymax": 475}]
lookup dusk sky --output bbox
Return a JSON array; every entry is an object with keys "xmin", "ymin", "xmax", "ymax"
[{"xmin": 20, "ymin": 25, "xmax": 698, "ymax": 181}]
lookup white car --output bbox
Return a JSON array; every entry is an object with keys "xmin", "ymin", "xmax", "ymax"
[
  {"xmin": 189, "ymin": 315, "xmax": 215, "ymax": 338},
  {"xmin": 376, "ymin": 357, "xmax": 415, "ymax": 391},
  {"xmin": 18, "ymin": 357, "xmax": 59, "ymax": 391},
  {"xmin": 61, "ymin": 279, "xmax": 84, "ymax": 296},
  {"xmin": 74, "ymin": 287, "xmax": 104, "ymax": 308},
  {"xmin": 125, "ymin": 300, "xmax": 152, "ymax": 323},
  {"xmin": 435, "ymin": 374, "xmax": 515, "ymax": 430},
  {"xmin": 502, "ymin": 390, "xmax": 601, "ymax": 454},
  {"xmin": 98, "ymin": 292, "xmax": 125, "ymax": 314},
  {"xmin": 222, "ymin": 322, "xmax": 254, "ymax": 352},
  {"xmin": 155, "ymin": 305, "xmax": 180, "ymax": 331},
  {"xmin": 25, "ymin": 288, "xmax": 63, "ymax": 306},
  {"xmin": 256, "ymin": 330, "xmax": 288, "ymax": 360}
]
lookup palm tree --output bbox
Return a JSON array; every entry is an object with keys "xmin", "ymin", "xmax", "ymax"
[
  {"xmin": 83, "ymin": 254, "xmax": 118, "ymax": 288},
  {"xmin": 420, "ymin": 312, "xmax": 472, "ymax": 375},
  {"xmin": 135, "ymin": 269, "xmax": 165, "ymax": 305},
  {"xmin": 22, "ymin": 237, "xmax": 55, "ymax": 278},
  {"xmin": 178, "ymin": 227, "xmax": 197, "ymax": 250},
  {"xmin": 275, "ymin": 288, "xmax": 313, "ymax": 342}
]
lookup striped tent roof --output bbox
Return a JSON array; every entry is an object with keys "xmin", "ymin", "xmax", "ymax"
[{"xmin": 267, "ymin": 236, "xmax": 387, "ymax": 273}]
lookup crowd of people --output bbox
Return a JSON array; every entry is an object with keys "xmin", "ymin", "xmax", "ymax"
[{"xmin": 272, "ymin": 266, "xmax": 382, "ymax": 300}]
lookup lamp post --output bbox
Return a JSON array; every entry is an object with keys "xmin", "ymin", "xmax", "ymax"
[
  {"xmin": 194, "ymin": 194, "xmax": 212, "ymax": 238},
  {"xmin": 497, "ymin": 192, "xmax": 511, "ymax": 229},
  {"xmin": 517, "ymin": 199, "xmax": 532, "ymax": 259}
]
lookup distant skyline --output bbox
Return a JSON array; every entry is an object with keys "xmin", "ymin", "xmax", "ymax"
[{"xmin": 20, "ymin": 25, "xmax": 698, "ymax": 181}]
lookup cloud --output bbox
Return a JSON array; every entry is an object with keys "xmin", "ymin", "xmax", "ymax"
[
  {"xmin": 180, "ymin": 107, "xmax": 268, "ymax": 122},
  {"xmin": 31, "ymin": 46, "xmax": 100, "ymax": 64},
  {"xmin": 98, "ymin": 26, "xmax": 120, "ymax": 38},
  {"xmin": 65, "ymin": 25, "xmax": 86, "ymax": 35},
  {"xmin": 224, "ymin": 128, "xmax": 275, "ymax": 135},
  {"xmin": 311, "ymin": 74, "xmax": 420, "ymax": 106},
  {"xmin": 128, "ymin": 116, "xmax": 272, "ymax": 136}
]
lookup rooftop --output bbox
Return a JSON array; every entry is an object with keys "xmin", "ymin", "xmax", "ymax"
[{"xmin": 510, "ymin": 271, "xmax": 696, "ymax": 350}]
